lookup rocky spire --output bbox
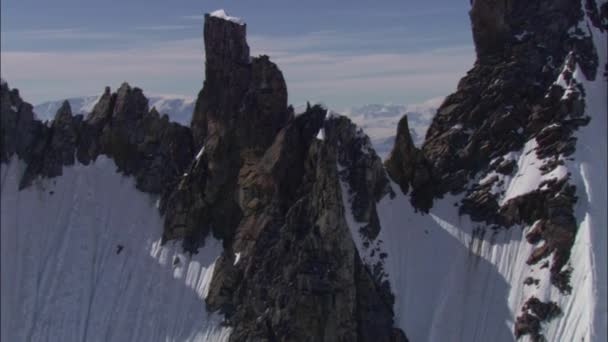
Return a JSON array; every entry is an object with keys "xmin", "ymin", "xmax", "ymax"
[
  {"xmin": 54, "ymin": 100, "xmax": 73, "ymax": 122},
  {"xmin": 0, "ymin": 79, "xmax": 40, "ymax": 165},
  {"xmin": 164, "ymin": 11, "xmax": 291, "ymax": 245},
  {"xmin": 190, "ymin": 10, "xmax": 289, "ymax": 150}
]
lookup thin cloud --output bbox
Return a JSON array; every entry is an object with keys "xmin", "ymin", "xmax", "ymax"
[
  {"xmin": 1, "ymin": 28, "xmax": 473, "ymax": 106},
  {"xmin": 250, "ymin": 28, "xmax": 455, "ymax": 54},
  {"xmin": 3, "ymin": 28, "xmax": 119, "ymax": 40},
  {"xmin": 181, "ymin": 15, "xmax": 206, "ymax": 21},
  {"xmin": 325, "ymin": 7, "xmax": 462, "ymax": 19},
  {"xmin": 135, "ymin": 25, "xmax": 197, "ymax": 31}
]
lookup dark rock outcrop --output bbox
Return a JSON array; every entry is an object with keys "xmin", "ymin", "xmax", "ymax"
[
  {"xmin": 514, "ymin": 297, "xmax": 561, "ymax": 342},
  {"xmin": 384, "ymin": 115, "xmax": 434, "ymax": 210},
  {"xmin": 163, "ymin": 13, "xmax": 292, "ymax": 248},
  {"xmin": 203, "ymin": 107, "xmax": 401, "ymax": 341},
  {"xmin": 1, "ymin": 81, "xmax": 43, "ymax": 166}
]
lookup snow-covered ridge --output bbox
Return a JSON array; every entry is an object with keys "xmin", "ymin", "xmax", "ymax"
[
  {"xmin": 209, "ymin": 9, "xmax": 244, "ymax": 25},
  {"xmin": 1, "ymin": 157, "xmax": 231, "ymax": 342}
]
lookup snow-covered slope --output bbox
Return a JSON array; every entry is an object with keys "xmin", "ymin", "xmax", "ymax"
[
  {"xmin": 341, "ymin": 6, "xmax": 607, "ymax": 342},
  {"xmin": 34, "ymin": 95, "xmax": 195, "ymax": 125},
  {"xmin": 0, "ymin": 157, "xmax": 230, "ymax": 342}
]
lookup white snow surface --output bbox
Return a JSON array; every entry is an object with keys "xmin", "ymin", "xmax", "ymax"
[
  {"xmin": 196, "ymin": 146, "xmax": 206, "ymax": 161},
  {"xmin": 566, "ymin": 8, "xmax": 607, "ymax": 340},
  {"xmin": 1, "ymin": 156, "xmax": 231, "ymax": 342},
  {"xmin": 316, "ymin": 127, "xmax": 325, "ymax": 141},
  {"xmin": 499, "ymin": 139, "xmax": 568, "ymax": 205},
  {"xmin": 209, "ymin": 9, "xmax": 244, "ymax": 25}
]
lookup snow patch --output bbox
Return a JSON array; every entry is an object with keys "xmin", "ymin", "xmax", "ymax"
[
  {"xmin": 316, "ymin": 128, "xmax": 325, "ymax": 141},
  {"xmin": 515, "ymin": 31, "xmax": 529, "ymax": 41},
  {"xmin": 501, "ymin": 139, "xmax": 568, "ymax": 204},
  {"xmin": 209, "ymin": 9, "xmax": 244, "ymax": 25},
  {"xmin": 196, "ymin": 146, "xmax": 206, "ymax": 161}
]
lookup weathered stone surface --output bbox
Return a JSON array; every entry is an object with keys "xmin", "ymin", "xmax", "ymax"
[
  {"xmin": 384, "ymin": 115, "xmax": 434, "ymax": 210},
  {"xmin": 204, "ymin": 106, "xmax": 401, "ymax": 341},
  {"xmin": 166, "ymin": 12, "xmax": 292, "ymax": 248},
  {"xmin": 1, "ymin": 80, "xmax": 41, "ymax": 165}
]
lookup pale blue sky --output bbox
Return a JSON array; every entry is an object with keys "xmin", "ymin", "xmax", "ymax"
[{"xmin": 1, "ymin": 0, "xmax": 475, "ymax": 107}]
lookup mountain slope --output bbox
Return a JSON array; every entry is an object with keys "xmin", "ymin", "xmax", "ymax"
[{"xmin": 1, "ymin": 157, "xmax": 231, "ymax": 342}]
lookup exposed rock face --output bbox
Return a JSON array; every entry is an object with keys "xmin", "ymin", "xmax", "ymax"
[
  {"xmin": 204, "ymin": 107, "xmax": 401, "ymax": 341},
  {"xmin": 165, "ymin": 13, "xmax": 292, "ymax": 248},
  {"xmin": 384, "ymin": 115, "xmax": 434, "ymax": 209},
  {"xmin": 1, "ymin": 81, "xmax": 42, "ymax": 166},
  {"xmin": 470, "ymin": 0, "xmax": 510, "ymax": 57},
  {"xmin": 514, "ymin": 297, "xmax": 561, "ymax": 342},
  {"xmin": 386, "ymin": 1, "xmax": 603, "ymax": 340}
]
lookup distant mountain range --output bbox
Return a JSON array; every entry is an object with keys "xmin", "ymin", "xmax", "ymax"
[
  {"xmin": 343, "ymin": 97, "xmax": 442, "ymax": 158},
  {"xmin": 34, "ymin": 95, "xmax": 197, "ymax": 125},
  {"xmin": 34, "ymin": 96, "xmax": 440, "ymax": 159}
]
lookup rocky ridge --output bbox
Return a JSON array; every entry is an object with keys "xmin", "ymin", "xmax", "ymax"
[{"xmin": 1, "ymin": 81, "xmax": 195, "ymax": 197}]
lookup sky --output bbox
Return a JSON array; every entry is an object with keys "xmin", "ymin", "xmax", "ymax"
[{"xmin": 1, "ymin": 0, "xmax": 475, "ymax": 108}]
